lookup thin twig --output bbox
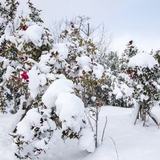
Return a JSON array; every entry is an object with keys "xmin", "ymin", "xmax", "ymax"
[
  {"xmin": 101, "ymin": 116, "xmax": 107, "ymax": 143},
  {"xmin": 85, "ymin": 113, "xmax": 94, "ymax": 132},
  {"xmin": 109, "ymin": 136, "xmax": 119, "ymax": 160}
]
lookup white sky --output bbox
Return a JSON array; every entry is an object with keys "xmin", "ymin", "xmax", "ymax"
[{"xmin": 11, "ymin": 0, "xmax": 160, "ymax": 53}]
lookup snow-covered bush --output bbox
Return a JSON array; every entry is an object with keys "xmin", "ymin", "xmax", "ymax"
[
  {"xmin": 57, "ymin": 24, "xmax": 117, "ymax": 147},
  {"xmin": 118, "ymin": 41, "xmax": 160, "ymax": 125},
  {"xmin": 0, "ymin": 0, "xmax": 53, "ymax": 113},
  {"xmin": 126, "ymin": 52, "xmax": 160, "ymax": 126},
  {"xmin": 113, "ymin": 41, "xmax": 137, "ymax": 108},
  {"xmin": 11, "ymin": 108, "xmax": 55, "ymax": 159},
  {"xmin": 0, "ymin": 0, "xmax": 19, "ymax": 37},
  {"xmin": 1, "ymin": 0, "xmax": 140, "ymax": 158},
  {"xmin": 11, "ymin": 78, "xmax": 95, "ymax": 159}
]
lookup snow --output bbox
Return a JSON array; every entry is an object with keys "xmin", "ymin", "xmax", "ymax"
[
  {"xmin": 113, "ymin": 81, "xmax": 133, "ymax": 100},
  {"xmin": 128, "ymin": 52, "xmax": 158, "ymax": 69},
  {"xmin": 28, "ymin": 66, "xmax": 40, "ymax": 98},
  {"xmin": 0, "ymin": 106, "xmax": 160, "ymax": 160},
  {"xmin": 93, "ymin": 63, "xmax": 104, "ymax": 79},
  {"xmin": 79, "ymin": 128, "xmax": 95, "ymax": 152},
  {"xmin": 76, "ymin": 56, "xmax": 91, "ymax": 67},
  {"xmin": 4, "ymin": 22, "xmax": 13, "ymax": 36},
  {"xmin": 55, "ymin": 92, "xmax": 84, "ymax": 132},
  {"xmin": 38, "ymin": 54, "xmax": 51, "ymax": 73},
  {"xmin": 39, "ymin": 73, "xmax": 47, "ymax": 86},
  {"xmin": 42, "ymin": 79, "xmax": 74, "ymax": 108},
  {"xmin": 76, "ymin": 55, "xmax": 104, "ymax": 79},
  {"xmin": 5, "ymin": 66, "xmax": 15, "ymax": 80},
  {"xmin": 26, "ymin": 24, "xmax": 44, "ymax": 46},
  {"xmin": 52, "ymin": 43, "xmax": 69, "ymax": 60},
  {"xmin": 16, "ymin": 108, "xmax": 43, "ymax": 141}
]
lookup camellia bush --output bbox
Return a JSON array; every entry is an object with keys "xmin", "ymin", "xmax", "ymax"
[
  {"xmin": 0, "ymin": 0, "xmax": 112, "ymax": 159},
  {"xmin": 126, "ymin": 52, "xmax": 160, "ymax": 126},
  {"xmin": 119, "ymin": 41, "xmax": 160, "ymax": 126},
  {"xmin": 112, "ymin": 41, "xmax": 137, "ymax": 108}
]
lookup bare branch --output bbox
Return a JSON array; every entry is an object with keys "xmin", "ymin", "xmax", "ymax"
[{"xmin": 101, "ymin": 116, "xmax": 107, "ymax": 143}]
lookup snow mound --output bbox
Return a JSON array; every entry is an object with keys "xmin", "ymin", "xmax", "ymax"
[
  {"xmin": 42, "ymin": 79, "xmax": 74, "ymax": 108},
  {"xmin": 55, "ymin": 92, "xmax": 84, "ymax": 132},
  {"xmin": 26, "ymin": 25, "xmax": 44, "ymax": 46},
  {"xmin": 79, "ymin": 128, "xmax": 95, "ymax": 152},
  {"xmin": 28, "ymin": 66, "xmax": 40, "ymax": 98},
  {"xmin": 52, "ymin": 43, "xmax": 69, "ymax": 60},
  {"xmin": 76, "ymin": 55, "xmax": 104, "ymax": 79},
  {"xmin": 128, "ymin": 53, "xmax": 158, "ymax": 69}
]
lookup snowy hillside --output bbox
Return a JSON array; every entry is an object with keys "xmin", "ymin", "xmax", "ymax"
[{"xmin": 0, "ymin": 106, "xmax": 160, "ymax": 160}]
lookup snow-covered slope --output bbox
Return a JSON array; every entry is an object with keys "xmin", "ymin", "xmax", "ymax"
[{"xmin": 0, "ymin": 106, "xmax": 160, "ymax": 160}]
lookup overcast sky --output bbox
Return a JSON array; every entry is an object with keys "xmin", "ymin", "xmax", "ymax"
[{"xmin": 18, "ymin": 0, "xmax": 160, "ymax": 53}]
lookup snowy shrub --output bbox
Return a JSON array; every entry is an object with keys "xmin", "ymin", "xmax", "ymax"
[
  {"xmin": 0, "ymin": 0, "xmax": 19, "ymax": 37},
  {"xmin": 0, "ymin": 0, "xmax": 123, "ymax": 158},
  {"xmin": 11, "ymin": 108, "xmax": 55, "ymax": 159},
  {"xmin": 119, "ymin": 40, "xmax": 138, "ymax": 72},
  {"xmin": 79, "ymin": 128, "xmax": 95, "ymax": 152},
  {"xmin": 119, "ymin": 41, "xmax": 160, "ymax": 126},
  {"xmin": 0, "ymin": 1, "xmax": 59, "ymax": 157},
  {"xmin": 112, "ymin": 78, "xmax": 134, "ymax": 108},
  {"xmin": 42, "ymin": 78, "xmax": 95, "ymax": 151},
  {"xmin": 126, "ymin": 52, "xmax": 160, "ymax": 126},
  {"xmin": 153, "ymin": 49, "xmax": 160, "ymax": 64},
  {"xmin": 113, "ymin": 41, "xmax": 137, "ymax": 108},
  {"xmin": 0, "ymin": 0, "xmax": 53, "ymax": 113}
]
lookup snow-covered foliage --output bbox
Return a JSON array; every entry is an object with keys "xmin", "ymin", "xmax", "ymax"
[
  {"xmin": 127, "ymin": 52, "xmax": 160, "ymax": 122},
  {"xmin": 0, "ymin": 0, "xmax": 19, "ymax": 37},
  {"xmin": 0, "ymin": 1, "xmax": 109, "ymax": 158},
  {"xmin": 112, "ymin": 41, "xmax": 137, "ymax": 108},
  {"xmin": 119, "ymin": 41, "xmax": 160, "ymax": 125},
  {"xmin": 0, "ymin": 0, "xmax": 160, "ymax": 159},
  {"xmin": 11, "ymin": 108, "xmax": 55, "ymax": 159},
  {"xmin": 128, "ymin": 52, "xmax": 158, "ymax": 69}
]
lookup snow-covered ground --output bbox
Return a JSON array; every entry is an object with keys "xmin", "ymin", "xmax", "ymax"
[{"xmin": 0, "ymin": 106, "xmax": 160, "ymax": 160}]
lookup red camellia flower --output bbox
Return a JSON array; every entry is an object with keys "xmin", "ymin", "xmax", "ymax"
[
  {"xmin": 44, "ymin": 105, "xmax": 47, "ymax": 109},
  {"xmin": 70, "ymin": 22, "xmax": 74, "ymax": 28},
  {"xmin": 96, "ymin": 101, "xmax": 100, "ymax": 106},
  {"xmin": 21, "ymin": 25, "xmax": 27, "ymax": 31},
  {"xmin": 21, "ymin": 71, "xmax": 29, "ymax": 81},
  {"xmin": 129, "ymin": 40, "xmax": 133, "ymax": 45}
]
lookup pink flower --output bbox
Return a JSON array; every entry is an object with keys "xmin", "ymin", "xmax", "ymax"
[{"xmin": 21, "ymin": 71, "xmax": 29, "ymax": 81}]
